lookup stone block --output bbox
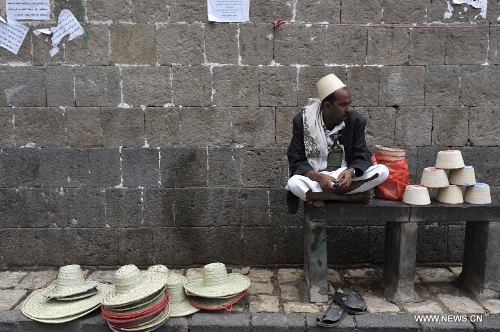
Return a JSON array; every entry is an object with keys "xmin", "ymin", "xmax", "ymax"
[
  {"xmin": 306, "ymin": 313, "xmax": 355, "ymax": 331},
  {"xmin": 39, "ymin": 148, "xmax": 90, "ymax": 187},
  {"xmin": 119, "ymin": 228, "xmax": 154, "ymax": 265},
  {"xmin": 297, "ymin": 66, "xmax": 346, "ymax": 106},
  {"xmin": 274, "ymin": 226, "xmax": 303, "ymax": 265},
  {"xmin": 213, "ymin": 66, "xmax": 259, "ymax": 106},
  {"xmin": 275, "ymin": 107, "xmax": 297, "ymax": 146},
  {"xmin": 382, "ymin": 0, "xmax": 427, "ymax": 23},
  {"xmin": 101, "ymin": 108, "xmax": 145, "ymax": 147},
  {"xmin": 179, "ymin": 107, "xmax": 232, "ymax": 146},
  {"xmin": 395, "ymin": 106, "xmax": 432, "ymax": 147},
  {"xmin": 157, "ymin": 23, "xmax": 204, "ymax": 65},
  {"xmin": 104, "ymin": 188, "xmax": 143, "ymax": 228},
  {"xmin": 239, "ymin": 23, "xmax": 274, "ymax": 65},
  {"xmin": 191, "ymin": 313, "xmax": 250, "ymax": 332},
  {"xmin": 160, "ymin": 147, "xmax": 207, "ymax": 187},
  {"xmin": 0, "ymin": 108, "xmax": 14, "ymax": 147},
  {"xmin": 0, "ymin": 33, "xmax": 31, "ymax": 64},
  {"xmin": 473, "ymin": 316, "xmax": 500, "ymax": 331},
  {"xmin": 425, "ymin": 65, "xmax": 461, "ymax": 106},
  {"xmin": 460, "ymin": 147, "xmax": 500, "ymax": 186},
  {"xmin": 143, "ymin": 188, "xmax": 175, "ymax": 227},
  {"xmin": 168, "ymin": 0, "xmax": 208, "ymax": 23},
  {"xmin": 23, "ymin": 188, "xmax": 68, "ymax": 228},
  {"xmin": 340, "ymin": 0, "xmax": 383, "ymax": 23},
  {"xmin": 158, "ymin": 317, "xmax": 189, "ymax": 332},
  {"xmin": 461, "ymin": 66, "xmax": 500, "ymax": 107},
  {"xmin": 249, "ymin": 0, "xmax": 293, "ymax": 23},
  {"xmin": 417, "ymin": 222, "xmax": 448, "ymax": 263},
  {"xmin": 231, "ymin": 107, "xmax": 275, "ymax": 146},
  {"xmin": 75, "ymin": 67, "xmax": 121, "ymax": 107},
  {"xmin": 36, "ymin": 228, "xmax": 71, "ymax": 266},
  {"xmin": 251, "ymin": 313, "xmax": 304, "ymax": 332},
  {"xmin": 448, "ymin": 225, "xmax": 465, "ymax": 262},
  {"xmin": 0, "ymin": 310, "xmax": 23, "ymax": 330},
  {"xmin": 357, "ymin": 107, "xmax": 396, "ymax": 147},
  {"xmin": 172, "ymin": 66, "xmax": 212, "ymax": 106},
  {"xmin": 347, "ymin": 66, "xmax": 379, "ymax": 106},
  {"xmin": 152, "ymin": 227, "xmax": 193, "ymax": 266},
  {"xmin": 446, "ymin": 27, "xmax": 489, "ymax": 65},
  {"xmin": 409, "ymin": 29, "xmax": 447, "ymax": 65},
  {"xmin": 0, "ymin": 189, "xmax": 25, "ymax": 228},
  {"xmin": 274, "ymin": 24, "xmax": 326, "ymax": 65},
  {"xmin": 356, "ymin": 314, "xmax": 419, "ymax": 331},
  {"xmin": 131, "ymin": 0, "xmax": 169, "ymax": 23},
  {"xmin": 325, "ymin": 26, "xmax": 367, "ymax": 65},
  {"xmin": 79, "ymin": 310, "xmax": 110, "ymax": 332},
  {"xmin": 295, "ymin": 0, "xmax": 340, "ymax": 23},
  {"xmin": 489, "ymin": 27, "xmax": 500, "ymax": 65},
  {"xmin": 0, "ymin": 67, "xmax": 46, "ymax": 107},
  {"xmin": 327, "ymin": 226, "xmax": 371, "ymax": 264},
  {"xmin": 20, "ymin": 319, "xmax": 80, "ymax": 332},
  {"xmin": 121, "ymin": 147, "xmax": 160, "ymax": 187},
  {"xmin": 186, "ymin": 226, "xmax": 243, "ymax": 265},
  {"xmin": 469, "ymin": 107, "xmax": 500, "ymax": 146},
  {"xmin": 249, "ymin": 294, "xmax": 280, "ymax": 313},
  {"xmin": 205, "ymin": 23, "xmax": 239, "ymax": 64},
  {"xmin": 65, "ymin": 24, "xmax": 111, "ymax": 65},
  {"xmin": 88, "ymin": 148, "xmax": 121, "ymax": 187},
  {"xmin": 122, "ymin": 67, "xmax": 171, "ymax": 107},
  {"xmin": 367, "ymin": 28, "xmax": 409, "ymax": 65},
  {"xmin": 86, "ymin": 0, "xmax": 131, "ymax": 21},
  {"xmin": 110, "ymin": 24, "xmax": 157, "ymax": 65},
  {"xmin": 54, "ymin": 0, "xmax": 84, "ymax": 23},
  {"xmin": 65, "ymin": 107, "xmax": 102, "ymax": 147},
  {"xmin": 432, "ymin": 106, "xmax": 469, "ymax": 146},
  {"xmin": 369, "ymin": 226, "xmax": 386, "ymax": 264},
  {"xmin": 15, "ymin": 107, "xmax": 65, "ymax": 147},
  {"xmin": 145, "ymin": 107, "xmax": 181, "ymax": 146},
  {"xmin": 268, "ymin": 188, "xmax": 303, "ymax": 227},
  {"xmin": 426, "ymin": 0, "xmax": 450, "ymax": 23},
  {"xmin": 0, "ymin": 148, "xmax": 41, "ymax": 188},
  {"xmin": 65, "ymin": 228, "xmax": 120, "ymax": 266},
  {"xmin": 0, "ymin": 229, "xmax": 37, "ymax": 268},
  {"xmin": 67, "ymin": 188, "xmax": 106, "ymax": 228},
  {"xmin": 32, "ymin": 31, "xmax": 64, "ymax": 66},
  {"xmin": 379, "ymin": 66, "xmax": 425, "ymax": 106},
  {"xmin": 240, "ymin": 147, "xmax": 288, "ymax": 187},
  {"xmin": 259, "ymin": 67, "xmax": 297, "ymax": 107},
  {"xmin": 207, "ymin": 147, "xmax": 243, "ymax": 187},
  {"xmin": 46, "ymin": 66, "xmax": 75, "ymax": 107},
  {"xmin": 242, "ymin": 226, "xmax": 300, "ymax": 265}
]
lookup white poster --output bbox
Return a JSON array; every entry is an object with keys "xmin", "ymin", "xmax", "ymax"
[
  {"xmin": 451, "ymin": 0, "xmax": 488, "ymax": 18},
  {"xmin": 6, "ymin": 0, "xmax": 50, "ymax": 20},
  {"xmin": 50, "ymin": 9, "xmax": 84, "ymax": 46},
  {"xmin": 0, "ymin": 19, "xmax": 29, "ymax": 54},
  {"xmin": 207, "ymin": 0, "xmax": 250, "ymax": 22}
]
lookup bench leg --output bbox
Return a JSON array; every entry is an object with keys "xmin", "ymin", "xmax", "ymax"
[
  {"xmin": 382, "ymin": 221, "xmax": 420, "ymax": 304},
  {"xmin": 304, "ymin": 215, "xmax": 329, "ymax": 303},
  {"xmin": 458, "ymin": 221, "xmax": 500, "ymax": 300}
]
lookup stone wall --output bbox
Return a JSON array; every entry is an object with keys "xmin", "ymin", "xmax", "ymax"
[{"xmin": 1, "ymin": 0, "xmax": 499, "ymax": 269}]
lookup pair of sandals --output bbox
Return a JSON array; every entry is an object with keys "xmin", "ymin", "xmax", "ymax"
[{"xmin": 316, "ymin": 291, "xmax": 367, "ymax": 328}]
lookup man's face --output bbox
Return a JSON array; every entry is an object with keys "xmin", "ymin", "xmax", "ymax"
[{"xmin": 323, "ymin": 87, "xmax": 352, "ymax": 127}]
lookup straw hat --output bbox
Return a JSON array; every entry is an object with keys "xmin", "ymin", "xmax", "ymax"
[
  {"xmin": 402, "ymin": 185, "xmax": 431, "ymax": 205},
  {"xmin": 107, "ymin": 304, "xmax": 170, "ymax": 332},
  {"xmin": 165, "ymin": 273, "xmax": 199, "ymax": 317},
  {"xmin": 188, "ymin": 290, "xmax": 247, "ymax": 311},
  {"xmin": 464, "ymin": 183, "xmax": 491, "ymax": 204},
  {"xmin": 42, "ymin": 264, "xmax": 98, "ymax": 299},
  {"xmin": 436, "ymin": 185, "xmax": 464, "ymax": 204},
  {"xmin": 420, "ymin": 167, "xmax": 449, "ymax": 188},
  {"xmin": 435, "ymin": 150, "xmax": 465, "ymax": 169},
  {"xmin": 184, "ymin": 262, "xmax": 250, "ymax": 298},
  {"xmin": 449, "ymin": 166, "xmax": 476, "ymax": 186},
  {"xmin": 316, "ymin": 74, "xmax": 346, "ymax": 101},
  {"xmin": 103, "ymin": 265, "xmax": 167, "ymax": 307},
  {"xmin": 21, "ymin": 283, "xmax": 113, "ymax": 323}
]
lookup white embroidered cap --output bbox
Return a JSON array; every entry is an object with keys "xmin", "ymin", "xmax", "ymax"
[{"xmin": 316, "ymin": 74, "xmax": 346, "ymax": 101}]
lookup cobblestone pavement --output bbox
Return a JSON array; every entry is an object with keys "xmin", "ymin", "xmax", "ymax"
[{"xmin": 1, "ymin": 265, "xmax": 499, "ymax": 331}]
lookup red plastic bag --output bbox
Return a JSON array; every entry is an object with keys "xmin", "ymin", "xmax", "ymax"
[{"xmin": 371, "ymin": 153, "xmax": 410, "ymax": 201}]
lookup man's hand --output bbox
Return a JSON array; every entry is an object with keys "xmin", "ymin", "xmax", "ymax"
[
  {"xmin": 305, "ymin": 171, "xmax": 336, "ymax": 192},
  {"xmin": 336, "ymin": 168, "xmax": 355, "ymax": 189}
]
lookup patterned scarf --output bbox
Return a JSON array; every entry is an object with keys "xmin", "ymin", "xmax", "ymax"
[{"xmin": 302, "ymin": 98, "xmax": 328, "ymax": 171}]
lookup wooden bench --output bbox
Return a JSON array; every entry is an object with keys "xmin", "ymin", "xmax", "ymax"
[{"xmin": 304, "ymin": 198, "xmax": 500, "ymax": 303}]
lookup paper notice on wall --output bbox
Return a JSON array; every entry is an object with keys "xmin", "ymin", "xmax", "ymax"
[
  {"xmin": 50, "ymin": 9, "xmax": 84, "ymax": 46},
  {"xmin": 451, "ymin": 0, "xmax": 487, "ymax": 18},
  {"xmin": 207, "ymin": 0, "xmax": 250, "ymax": 22},
  {"xmin": 0, "ymin": 19, "xmax": 29, "ymax": 54},
  {"xmin": 6, "ymin": 0, "xmax": 50, "ymax": 20}
]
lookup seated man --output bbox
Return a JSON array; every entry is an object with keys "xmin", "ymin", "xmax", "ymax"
[{"xmin": 286, "ymin": 73, "xmax": 389, "ymax": 212}]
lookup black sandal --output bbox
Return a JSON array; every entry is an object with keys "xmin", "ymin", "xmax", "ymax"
[
  {"xmin": 316, "ymin": 304, "xmax": 347, "ymax": 327},
  {"xmin": 333, "ymin": 291, "xmax": 367, "ymax": 315}
]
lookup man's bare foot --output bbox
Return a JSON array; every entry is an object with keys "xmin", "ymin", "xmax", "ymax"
[
  {"xmin": 347, "ymin": 191, "xmax": 372, "ymax": 203},
  {"xmin": 307, "ymin": 200, "xmax": 325, "ymax": 207}
]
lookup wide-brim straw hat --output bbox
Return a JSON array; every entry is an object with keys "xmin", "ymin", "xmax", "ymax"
[
  {"xmin": 43, "ymin": 264, "xmax": 98, "ymax": 299},
  {"xmin": 184, "ymin": 262, "xmax": 250, "ymax": 298},
  {"xmin": 464, "ymin": 183, "xmax": 491, "ymax": 204},
  {"xmin": 403, "ymin": 185, "xmax": 431, "ymax": 205},
  {"xmin": 188, "ymin": 290, "xmax": 247, "ymax": 311},
  {"xmin": 436, "ymin": 185, "xmax": 464, "ymax": 204},
  {"xmin": 21, "ymin": 283, "xmax": 113, "ymax": 323},
  {"xmin": 435, "ymin": 150, "xmax": 465, "ymax": 169},
  {"xmin": 420, "ymin": 167, "xmax": 449, "ymax": 188},
  {"xmin": 107, "ymin": 304, "xmax": 170, "ymax": 332},
  {"xmin": 103, "ymin": 265, "xmax": 167, "ymax": 307},
  {"xmin": 449, "ymin": 166, "xmax": 476, "ymax": 186},
  {"xmin": 316, "ymin": 74, "xmax": 346, "ymax": 101},
  {"xmin": 165, "ymin": 273, "xmax": 199, "ymax": 317}
]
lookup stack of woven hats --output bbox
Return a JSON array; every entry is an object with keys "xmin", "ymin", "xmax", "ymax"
[
  {"xmin": 21, "ymin": 264, "xmax": 113, "ymax": 323},
  {"xmin": 101, "ymin": 264, "xmax": 170, "ymax": 331},
  {"xmin": 184, "ymin": 262, "xmax": 250, "ymax": 311}
]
